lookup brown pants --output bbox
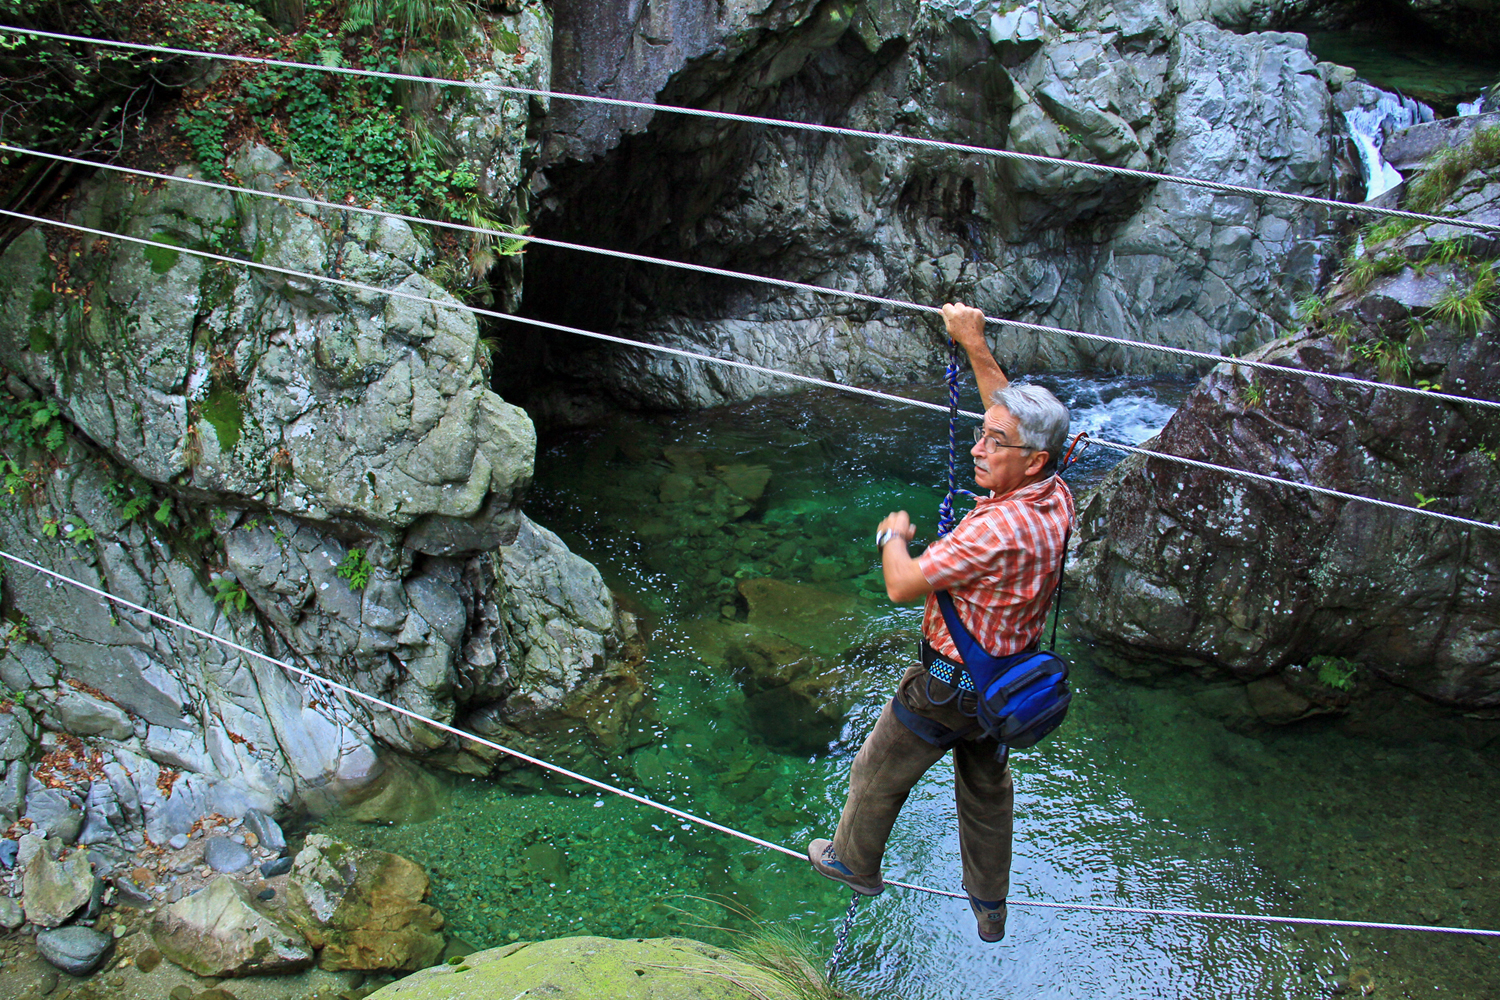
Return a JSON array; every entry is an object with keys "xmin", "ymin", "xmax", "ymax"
[{"xmin": 831, "ymin": 664, "xmax": 1014, "ymax": 902}]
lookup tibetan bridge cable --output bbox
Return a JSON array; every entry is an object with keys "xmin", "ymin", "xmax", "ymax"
[
  {"xmin": 6, "ymin": 205, "xmax": 1498, "ymax": 535},
  {"xmin": 5, "ymin": 146, "xmax": 1500, "ymax": 416},
  {"xmin": 3, "ymin": 25, "xmax": 1500, "ymax": 237},
  {"xmin": 2, "ymin": 548, "xmax": 1497, "ymax": 941}
]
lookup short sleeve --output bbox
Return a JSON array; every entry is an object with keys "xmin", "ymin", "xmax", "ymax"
[{"xmin": 918, "ymin": 510, "xmax": 1016, "ymax": 591}]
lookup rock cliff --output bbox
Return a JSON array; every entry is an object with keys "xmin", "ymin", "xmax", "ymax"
[
  {"xmin": 0, "ymin": 12, "xmax": 639, "ymax": 845},
  {"xmin": 518, "ymin": 0, "xmax": 1360, "ymax": 414},
  {"xmin": 1071, "ymin": 122, "xmax": 1500, "ymax": 719}
]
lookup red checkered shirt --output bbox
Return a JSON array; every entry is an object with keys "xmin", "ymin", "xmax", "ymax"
[{"xmin": 917, "ymin": 475, "xmax": 1075, "ymax": 660}]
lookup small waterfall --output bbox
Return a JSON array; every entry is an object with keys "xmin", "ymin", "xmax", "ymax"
[{"xmin": 1343, "ymin": 92, "xmax": 1436, "ymax": 201}]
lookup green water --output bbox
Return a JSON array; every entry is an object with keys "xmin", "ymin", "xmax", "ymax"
[
  {"xmin": 1306, "ymin": 30, "xmax": 1498, "ymax": 117},
  {"xmin": 320, "ymin": 378, "xmax": 1500, "ymax": 999}
]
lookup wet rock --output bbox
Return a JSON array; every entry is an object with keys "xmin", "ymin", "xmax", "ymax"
[
  {"xmin": 35, "ymin": 926, "xmax": 112, "ymax": 976},
  {"xmin": 359, "ymin": 936, "xmax": 771, "ymax": 1000},
  {"xmin": 0, "ymin": 895, "xmax": 22, "ymax": 929},
  {"xmin": 260, "ymin": 857, "xmax": 293, "ymax": 878},
  {"xmin": 135, "ymin": 947, "xmax": 161, "ymax": 973},
  {"xmin": 737, "ymin": 578, "xmax": 861, "ymax": 650},
  {"xmin": 0, "ymin": 839, "xmax": 16, "ymax": 868},
  {"xmin": 167, "ymin": 833, "xmax": 190, "ymax": 851},
  {"xmin": 241, "ymin": 809, "xmax": 286, "ymax": 855},
  {"xmin": 203, "ymin": 838, "xmax": 253, "ymax": 873},
  {"xmin": 339, "ymin": 756, "xmax": 444, "ymax": 827},
  {"xmin": 21, "ymin": 845, "xmax": 93, "ymax": 928},
  {"xmin": 284, "ymin": 835, "xmax": 444, "ymax": 972},
  {"xmin": 150, "ymin": 875, "xmax": 312, "ymax": 977}
]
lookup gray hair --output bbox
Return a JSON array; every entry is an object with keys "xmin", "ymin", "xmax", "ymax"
[{"xmin": 990, "ymin": 384, "xmax": 1071, "ymax": 473}]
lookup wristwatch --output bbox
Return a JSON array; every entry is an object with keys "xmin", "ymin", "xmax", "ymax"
[{"xmin": 875, "ymin": 528, "xmax": 899, "ymax": 548}]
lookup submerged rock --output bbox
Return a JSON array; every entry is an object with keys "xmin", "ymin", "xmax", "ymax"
[
  {"xmin": 151, "ymin": 875, "xmax": 313, "ymax": 978},
  {"xmin": 284, "ymin": 835, "xmax": 445, "ymax": 972},
  {"xmin": 362, "ymin": 936, "xmax": 777, "ymax": 1000}
]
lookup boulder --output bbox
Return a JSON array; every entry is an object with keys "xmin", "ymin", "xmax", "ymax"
[
  {"xmin": 150, "ymin": 875, "xmax": 313, "ymax": 977},
  {"xmin": 362, "ymin": 936, "xmax": 780, "ymax": 1000},
  {"xmin": 35, "ymin": 926, "xmax": 112, "ymax": 976},
  {"xmin": 21, "ymin": 845, "xmax": 93, "ymax": 928},
  {"xmin": 241, "ymin": 808, "xmax": 287, "ymax": 854},
  {"xmin": 203, "ymin": 837, "xmax": 254, "ymax": 873},
  {"xmin": 284, "ymin": 835, "xmax": 444, "ymax": 972}
]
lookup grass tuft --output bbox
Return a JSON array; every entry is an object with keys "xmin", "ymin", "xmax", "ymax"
[{"xmin": 1431, "ymin": 264, "xmax": 1498, "ymax": 336}]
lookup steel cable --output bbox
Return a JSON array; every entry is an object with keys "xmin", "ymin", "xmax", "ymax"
[
  {"xmin": 1, "ymin": 25, "xmax": 1498, "ymax": 235},
  {"xmin": 3, "ymin": 145, "xmax": 1498, "ymax": 413},
  {"xmin": 3, "ymin": 548, "xmax": 1497, "ymax": 940},
  {"xmin": 5, "ymin": 205, "xmax": 1497, "ymax": 533}
]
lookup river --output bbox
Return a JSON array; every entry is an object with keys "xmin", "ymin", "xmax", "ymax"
[{"xmin": 318, "ymin": 375, "xmax": 1500, "ymax": 999}]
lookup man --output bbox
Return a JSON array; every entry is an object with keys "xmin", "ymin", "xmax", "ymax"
[{"xmin": 806, "ymin": 301, "xmax": 1074, "ymax": 943}]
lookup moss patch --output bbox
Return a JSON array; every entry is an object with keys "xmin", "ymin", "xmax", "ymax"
[
  {"xmin": 28, "ymin": 327, "xmax": 54, "ymax": 353},
  {"xmin": 201, "ymin": 386, "xmax": 244, "ymax": 452},
  {"xmin": 143, "ymin": 237, "xmax": 183, "ymax": 274}
]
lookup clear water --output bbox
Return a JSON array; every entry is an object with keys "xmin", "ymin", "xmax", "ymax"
[
  {"xmin": 319, "ymin": 376, "xmax": 1500, "ymax": 999},
  {"xmin": 1306, "ymin": 30, "xmax": 1499, "ymax": 118}
]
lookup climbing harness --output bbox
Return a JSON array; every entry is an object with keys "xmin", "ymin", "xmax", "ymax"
[
  {"xmin": 825, "ymin": 892, "xmax": 862, "ymax": 984},
  {"xmin": 6, "ymin": 27, "xmax": 1500, "ymax": 237}
]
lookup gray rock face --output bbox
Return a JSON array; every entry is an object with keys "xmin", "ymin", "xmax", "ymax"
[
  {"xmin": 151, "ymin": 875, "xmax": 313, "ymax": 977},
  {"xmin": 35, "ymin": 926, "xmax": 112, "ymax": 976},
  {"xmin": 203, "ymin": 837, "xmax": 254, "ymax": 873},
  {"xmin": 0, "ymin": 10, "xmax": 636, "ymax": 844},
  {"xmin": 529, "ymin": 0, "xmax": 1348, "ymax": 411},
  {"xmin": 1071, "ymin": 150, "xmax": 1500, "ymax": 710},
  {"xmin": 242, "ymin": 808, "xmax": 286, "ymax": 854}
]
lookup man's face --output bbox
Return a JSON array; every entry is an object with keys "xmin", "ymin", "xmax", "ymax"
[{"xmin": 972, "ymin": 405, "xmax": 1050, "ymax": 495}]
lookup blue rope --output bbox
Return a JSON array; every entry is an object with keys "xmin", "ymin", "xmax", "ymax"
[{"xmin": 937, "ymin": 338, "xmax": 979, "ymax": 537}]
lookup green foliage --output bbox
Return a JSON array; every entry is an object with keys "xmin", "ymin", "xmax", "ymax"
[
  {"xmin": 104, "ymin": 476, "xmax": 153, "ymax": 522},
  {"xmin": 40, "ymin": 518, "xmax": 59, "ymax": 539},
  {"xmin": 176, "ymin": 100, "xmax": 234, "ymax": 171},
  {"xmin": 1342, "ymin": 251, "xmax": 1406, "ymax": 294},
  {"xmin": 154, "ymin": 497, "xmax": 175, "ymax": 526},
  {"xmin": 335, "ymin": 547, "xmax": 372, "ymax": 590},
  {"xmin": 1312, "ymin": 655, "xmax": 1358, "ymax": 692},
  {"xmin": 1293, "ymin": 294, "xmax": 1328, "ymax": 329},
  {"xmin": 1406, "ymin": 124, "xmax": 1500, "ymax": 216},
  {"xmin": 1430, "ymin": 264, "xmax": 1498, "ymax": 336},
  {"xmin": 210, "ymin": 576, "xmax": 251, "ymax": 613},
  {"xmin": 62, "ymin": 515, "xmax": 95, "ymax": 544},
  {"xmin": 1413, "ymin": 491, "xmax": 1438, "ymax": 509},
  {"xmin": 0, "ymin": 395, "xmax": 66, "ymax": 454},
  {"xmin": 1239, "ymin": 379, "xmax": 1265, "ymax": 409},
  {"xmin": 339, "ymin": 0, "xmax": 478, "ymax": 39}
]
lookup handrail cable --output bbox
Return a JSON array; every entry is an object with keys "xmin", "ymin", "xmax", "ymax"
[
  {"xmin": 2, "ymin": 25, "xmax": 1499, "ymax": 236},
  {"xmin": 7, "ymin": 205, "xmax": 1498, "ymax": 534},
  {"xmin": 8, "ymin": 143, "xmax": 1500, "ymax": 414},
  {"xmin": 3, "ymin": 547, "xmax": 1498, "ymax": 940}
]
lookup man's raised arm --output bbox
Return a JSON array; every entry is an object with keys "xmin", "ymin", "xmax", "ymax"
[{"xmin": 942, "ymin": 302, "xmax": 1008, "ymax": 404}]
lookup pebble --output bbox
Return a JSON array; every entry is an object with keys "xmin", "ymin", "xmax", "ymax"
[
  {"xmin": 170, "ymin": 986, "xmax": 194, "ymax": 1000},
  {"xmin": 256, "ymin": 887, "xmax": 275, "ymax": 901},
  {"xmin": 259, "ymin": 857, "xmax": 293, "ymax": 878},
  {"xmin": 135, "ymin": 947, "xmax": 161, "ymax": 973},
  {"xmin": 167, "ymin": 834, "xmax": 189, "ymax": 851},
  {"xmin": 204, "ymin": 835, "xmax": 254, "ymax": 872},
  {"xmin": 0, "ymin": 839, "xmax": 16, "ymax": 869}
]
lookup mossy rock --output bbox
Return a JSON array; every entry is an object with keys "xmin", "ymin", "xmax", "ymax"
[{"xmin": 364, "ymin": 936, "xmax": 784, "ymax": 999}]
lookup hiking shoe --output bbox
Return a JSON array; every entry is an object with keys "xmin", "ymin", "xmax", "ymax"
[
  {"xmin": 969, "ymin": 893, "xmax": 1007, "ymax": 943},
  {"xmin": 806, "ymin": 838, "xmax": 884, "ymax": 896}
]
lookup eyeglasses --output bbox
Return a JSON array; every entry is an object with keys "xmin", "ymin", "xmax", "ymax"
[{"xmin": 973, "ymin": 426, "xmax": 1033, "ymax": 453}]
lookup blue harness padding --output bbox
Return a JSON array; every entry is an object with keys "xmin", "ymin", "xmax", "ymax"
[{"xmin": 928, "ymin": 590, "xmax": 1073, "ymax": 750}]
